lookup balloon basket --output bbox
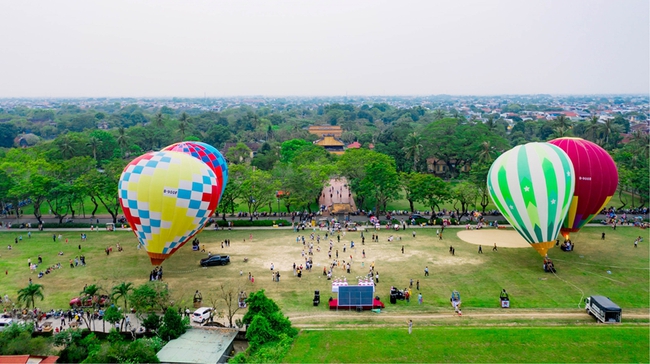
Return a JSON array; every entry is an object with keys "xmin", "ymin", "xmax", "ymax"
[{"xmin": 194, "ymin": 301, "xmax": 202, "ymax": 309}]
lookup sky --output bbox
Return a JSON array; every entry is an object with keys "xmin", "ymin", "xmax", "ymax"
[{"xmin": 0, "ymin": 0, "xmax": 648, "ymax": 97}]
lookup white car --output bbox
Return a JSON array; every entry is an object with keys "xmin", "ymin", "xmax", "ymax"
[
  {"xmin": 192, "ymin": 307, "xmax": 213, "ymax": 323},
  {"xmin": 0, "ymin": 318, "xmax": 13, "ymax": 332}
]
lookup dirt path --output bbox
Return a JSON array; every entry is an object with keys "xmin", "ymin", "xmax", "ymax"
[
  {"xmin": 319, "ymin": 178, "xmax": 356, "ymax": 212},
  {"xmin": 286, "ymin": 309, "xmax": 650, "ymax": 328}
]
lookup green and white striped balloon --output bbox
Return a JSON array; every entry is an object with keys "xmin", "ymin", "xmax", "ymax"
[{"xmin": 487, "ymin": 142, "xmax": 575, "ymax": 256}]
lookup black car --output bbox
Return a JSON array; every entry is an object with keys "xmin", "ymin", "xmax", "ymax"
[
  {"xmin": 200, "ymin": 255, "xmax": 230, "ymax": 267},
  {"xmin": 409, "ymin": 214, "xmax": 425, "ymax": 220}
]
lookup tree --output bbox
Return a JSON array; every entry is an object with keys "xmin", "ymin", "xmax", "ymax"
[
  {"xmin": 279, "ymin": 139, "xmax": 311, "ymax": 163},
  {"xmin": 158, "ymin": 308, "xmax": 188, "ymax": 341},
  {"xmin": 17, "ymin": 284, "xmax": 44, "ymax": 310},
  {"xmin": 141, "ymin": 313, "xmax": 162, "ymax": 333},
  {"xmin": 129, "ymin": 282, "xmax": 170, "ymax": 316},
  {"xmin": 241, "ymin": 167, "xmax": 279, "ymax": 218},
  {"xmin": 413, "ymin": 174, "xmax": 450, "ymax": 214},
  {"xmin": 451, "ymin": 181, "xmax": 479, "ymax": 216},
  {"xmin": 178, "ymin": 112, "xmax": 190, "ymax": 141},
  {"xmin": 104, "ymin": 305, "xmax": 124, "ymax": 330},
  {"xmin": 226, "ymin": 142, "xmax": 253, "ymax": 164},
  {"xmin": 357, "ymin": 154, "xmax": 400, "ymax": 214},
  {"xmin": 116, "ymin": 126, "xmax": 129, "ymax": 157},
  {"xmin": 86, "ymin": 136, "xmax": 102, "ymax": 165},
  {"xmin": 584, "ymin": 116, "xmax": 601, "ymax": 142},
  {"xmin": 217, "ymin": 282, "xmax": 243, "ymax": 328},
  {"xmin": 111, "ymin": 282, "xmax": 134, "ymax": 313},
  {"xmin": 80, "ymin": 284, "xmax": 102, "ymax": 308},
  {"xmin": 402, "ymin": 132, "xmax": 423, "ymax": 172},
  {"xmin": 216, "ymin": 164, "xmax": 245, "ymax": 220}
]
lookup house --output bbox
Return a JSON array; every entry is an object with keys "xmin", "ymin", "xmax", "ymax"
[
  {"xmin": 221, "ymin": 142, "xmax": 261, "ymax": 160},
  {"xmin": 156, "ymin": 328, "xmax": 239, "ymax": 364},
  {"xmin": 426, "ymin": 157, "xmax": 470, "ymax": 177}
]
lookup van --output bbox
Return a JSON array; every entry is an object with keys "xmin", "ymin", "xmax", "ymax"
[
  {"xmin": 0, "ymin": 318, "xmax": 13, "ymax": 331},
  {"xmin": 192, "ymin": 307, "xmax": 213, "ymax": 323},
  {"xmin": 585, "ymin": 296, "xmax": 622, "ymax": 323}
]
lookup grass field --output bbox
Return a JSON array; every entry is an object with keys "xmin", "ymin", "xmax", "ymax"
[
  {"xmin": 0, "ymin": 226, "xmax": 647, "ymax": 314},
  {"xmin": 283, "ymin": 326, "xmax": 650, "ymax": 363}
]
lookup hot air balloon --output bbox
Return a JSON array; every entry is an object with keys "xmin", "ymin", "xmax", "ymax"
[
  {"xmin": 548, "ymin": 137, "xmax": 618, "ymax": 240},
  {"xmin": 487, "ymin": 142, "xmax": 575, "ymax": 256},
  {"xmin": 162, "ymin": 142, "xmax": 228, "ymax": 203},
  {"xmin": 118, "ymin": 151, "xmax": 219, "ymax": 265}
]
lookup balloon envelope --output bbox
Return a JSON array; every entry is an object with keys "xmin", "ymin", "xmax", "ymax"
[
  {"xmin": 487, "ymin": 142, "xmax": 575, "ymax": 256},
  {"xmin": 118, "ymin": 151, "xmax": 219, "ymax": 265},
  {"xmin": 548, "ymin": 137, "xmax": 618, "ymax": 237},
  {"xmin": 163, "ymin": 141, "xmax": 228, "ymax": 203}
]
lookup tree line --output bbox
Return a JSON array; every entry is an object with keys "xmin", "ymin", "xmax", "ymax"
[{"xmin": 0, "ymin": 104, "xmax": 647, "ymax": 222}]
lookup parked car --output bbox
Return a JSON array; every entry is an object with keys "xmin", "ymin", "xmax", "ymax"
[
  {"xmin": 200, "ymin": 255, "xmax": 230, "ymax": 267},
  {"xmin": 192, "ymin": 307, "xmax": 213, "ymax": 323},
  {"xmin": 0, "ymin": 318, "xmax": 13, "ymax": 332},
  {"xmin": 69, "ymin": 295, "xmax": 109, "ymax": 308},
  {"xmin": 409, "ymin": 214, "xmax": 426, "ymax": 221}
]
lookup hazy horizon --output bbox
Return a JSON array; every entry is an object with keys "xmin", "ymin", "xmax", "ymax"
[{"xmin": 1, "ymin": 0, "xmax": 648, "ymax": 98}]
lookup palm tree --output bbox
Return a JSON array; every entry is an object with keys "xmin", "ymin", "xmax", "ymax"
[
  {"xmin": 630, "ymin": 130, "xmax": 650, "ymax": 158},
  {"xmin": 600, "ymin": 118, "xmax": 620, "ymax": 147},
  {"xmin": 116, "ymin": 127, "xmax": 128, "ymax": 157},
  {"xmin": 433, "ymin": 109, "xmax": 446, "ymax": 121},
  {"xmin": 485, "ymin": 115, "xmax": 497, "ymax": 132},
  {"xmin": 154, "ymin": 112, "xmax": 165, "ymax": 128},
  {"xmin": 59, "ymin": 135, "xmax": 74, "ymax": 159},
  {"xmin": 81, "ymin": 284, "xmax": 101, "ymax": 307},
  {"xmin": 585, "ymin": 116, "xmax": 601, "ymax": 142},
  {"xmin": 477, "ymin": 141, "xmax": 496, "ymax": 164},
  {"xmin": 178, "ymin": 112, "xmax": 190, "ymax": 141},
  {"xmin": 555, "ymin": 115, "xmax": 572, "ymax": 129},
  {"xmin": 551, "ymin": 126, "xmax": 571, "ymax": 139},
  {"xmin": 86, "ymin": 136, "xmax": 102, "ymax": 164},
  {"xmin": 111, "ymin": 282, "xmax": 134, "ymax": 313},
  {"xmin": 17, "ymin": 283, "xmax": 44, "ymax": 310},
  {"xmin": 402, "ymin": 132, "xmax": 423, "ymax": 172}
]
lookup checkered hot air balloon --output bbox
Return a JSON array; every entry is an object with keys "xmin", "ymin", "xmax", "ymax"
[
  {"xmin": 548, "ymin": 137, "xmax": 618, "ymax": 240},
  {"xmin": 118, "ymin": 151, "xmax": 219, "ymax": 265},
  {"xmin": 163, "ymin": 141, "xmax": 228, "ymax": 204},
  {"xmin": 487, "ymin": 143, "xmax": 576, "ymax": 256}
]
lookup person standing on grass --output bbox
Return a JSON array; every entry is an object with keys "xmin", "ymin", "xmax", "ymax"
[
  {"xmin": 408, "ymin": 319, "xmax": 413, "ymax": 334},
  {"xmin": 424, "ymin": 266, "xmax": 429, "ymax": 276},
  {"xmin": 418, "ymin": 293, "xmax": 423, "ymax": 305},
  {"xmin": 478, "ymin": 245, "xmax": 483, "ymax": 254},
  {"xmin": 416, "ymin": 280, "xmax": 420, "ymax": 290},
  {"xmin": 493, "ymin": 243, "xmax": 498, "ymax": 252}
]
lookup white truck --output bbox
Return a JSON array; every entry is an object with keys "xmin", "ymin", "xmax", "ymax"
[{"xmin": 585, "ymin": 295, "xmax": 622, "ymax": 323}]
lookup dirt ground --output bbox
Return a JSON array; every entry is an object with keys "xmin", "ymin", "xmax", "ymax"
[{"xmin": 456, "ymin": 229, "xmax": 530, "ymax": 248}]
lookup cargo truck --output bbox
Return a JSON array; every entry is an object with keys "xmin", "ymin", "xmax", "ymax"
[{"xmin": 585, "ymin": 295, "xmax": 621, "ymax": 323}]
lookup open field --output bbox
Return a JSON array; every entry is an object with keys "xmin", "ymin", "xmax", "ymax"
[
  {"xmin": 283, "ymin": 326, "xmax": 650, "ymax": 363},
  {"xmin": 0, "ymin": 226, "xmax": 648, "ymax": 315}
]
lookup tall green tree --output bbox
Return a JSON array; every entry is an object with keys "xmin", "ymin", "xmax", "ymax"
[
  {"xmin": 111, "ymin": 282, "xmax": 134, "ymax": 313},
  {"xmin": 17, "ymin": 284, "xmax": 45, "ymax": 310}
]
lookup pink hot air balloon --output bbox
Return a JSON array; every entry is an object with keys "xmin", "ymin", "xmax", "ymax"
[{"xmin": 548, "ymin": 137, "xmax": 618, "ymax": 239}]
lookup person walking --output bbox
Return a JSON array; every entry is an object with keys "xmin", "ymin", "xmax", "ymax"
[
  {"xmin": 416, "ymin": 280, "xmax": 420, "ymax": 290},
  {"xmin": 418, "ymin": 293, "xmax": 423, "ymax": 305},
  {"xmin": 493, "ymin": 243, "xmax": 498, "ymax": 252},
  {"xmin": 424, "ymin": 266, "xmax": 429, "ymax": 276},
  {"xmin": 478, "ymin": 245, "xmax": 483, "ymax": 254},
  {"xmin": 601, "ymin": 232, "xmax": 605, "ymax": 240},
  {"xmin": 408, "ymin": 319, "xmax": 413, "ymax": 334},
  {"xmin": 401, "ymin": 245, "xmax": 404, "ymax": 254}
]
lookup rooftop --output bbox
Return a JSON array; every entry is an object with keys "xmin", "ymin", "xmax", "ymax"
[{"xmin": 156, "ymin": 328, "xmax": 239, "ymax": 364}]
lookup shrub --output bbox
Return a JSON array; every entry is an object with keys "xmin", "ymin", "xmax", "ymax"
[{"xmin": 214, "ymin": 220, "xmax": 290, "ymax": 227}]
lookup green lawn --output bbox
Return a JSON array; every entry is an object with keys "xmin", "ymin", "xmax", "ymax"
[
  {"xmin": 283, "ymin": 326, "xmax": 650, "ymax": 363},
  {"xmin": 0, "ymin": 226, "xmax": 647, "ymax": 314}
]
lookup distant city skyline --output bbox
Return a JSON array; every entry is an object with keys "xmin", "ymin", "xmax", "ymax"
[{"xmin": 0, "ymin": 0, "xmax": 648, "ymax": 97}]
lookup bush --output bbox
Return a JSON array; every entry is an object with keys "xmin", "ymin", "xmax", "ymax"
[
  {"xmin": 158, "ymin": 307, "xmax": 188, "ymax": 341},
  {"xmin": 214, "ymin": 220, "xmax": 290, "ymax": 227}
]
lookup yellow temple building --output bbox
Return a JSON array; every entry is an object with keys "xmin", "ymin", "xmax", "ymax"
[{"xmin": 308, "ymin": 125, "xmax": 346, "ymax": 155}]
